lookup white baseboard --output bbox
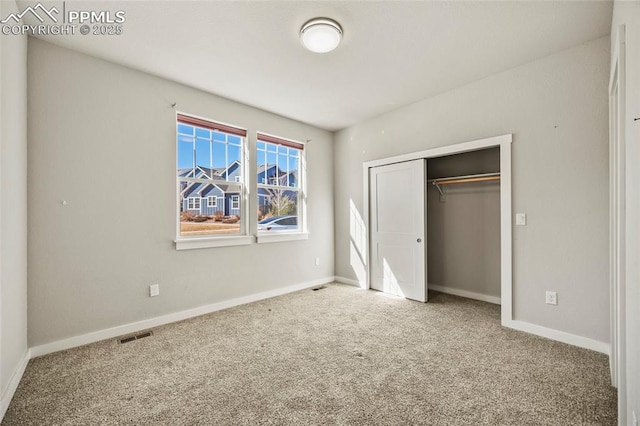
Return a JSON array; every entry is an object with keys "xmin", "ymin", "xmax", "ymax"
[
  {"xmin": 26, "ymin": 274, "xmax": 609, "ymax": 368},
  {"xmin": 0, "ymin": 349, "xmax": 30, "ymax": 422},
  {"xmin": 30, "ymin": 276, "xmax": 335, "ymax": 358},
  {"xmin": 388, "ymin": 283, "xmax": 606, "ymax": 354},
  {"xmin": 334, "ymin": 276, "xmax": 362, "ymax": 287},
  {"xmin": 428, "ymin": 284, "xmax": 501, "ymax": 305},
  {"xmin": 504, "ymin": 319, "xmax": 609, "ymax": 355}
]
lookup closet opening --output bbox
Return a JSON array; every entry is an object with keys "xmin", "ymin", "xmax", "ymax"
[
  {"xmin": 362, "ymin": 133, "xmax": 512, "ymax": 325},
  {"xmin": 426, "ymin": 147, "xmax": 501, "ymax": 305}
]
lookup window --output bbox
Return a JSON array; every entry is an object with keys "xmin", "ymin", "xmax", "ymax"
[
  {"xmin": 177, "ymin": 113, "xmax": 245, "ymax": 238},
  {"xmin": 257, "ymin": 133, "xmax": 304, "ymax": 233},
  {"xmin": 187, "ymin": 197, "xmax": 201, "ymax": 210},
  {"xmin": 231, "ymin": 195, "xmax": 240, "ymax": 210}
]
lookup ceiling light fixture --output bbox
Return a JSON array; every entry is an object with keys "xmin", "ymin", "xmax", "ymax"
[{"xmin": 300, "ymin": 18, "xmax": 342, "ymax": 53}]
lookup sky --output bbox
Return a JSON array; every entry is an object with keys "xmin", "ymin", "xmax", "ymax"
[{"xmin": 177, "ymin": 124, "xmax": 299, "ymax": 186}]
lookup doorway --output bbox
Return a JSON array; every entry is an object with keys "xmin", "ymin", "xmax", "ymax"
[{"xmin": 426, "ymin": 147, "xmax": 501, "ymax": 305}]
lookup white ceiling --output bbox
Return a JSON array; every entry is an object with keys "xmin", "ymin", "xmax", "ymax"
[{"xmin": 22, "ymin": 1, "xmax": 613, "ymax": 131}]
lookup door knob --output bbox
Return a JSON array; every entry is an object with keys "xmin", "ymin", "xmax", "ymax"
[{"xmin": 417, "ymin": 238, "xmax": 422, "ymax": 243}]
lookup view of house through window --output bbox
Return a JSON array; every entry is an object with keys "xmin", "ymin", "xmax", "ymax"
[
  {"xmin": 177, "ymin": 116, "xmax": 304, "ymax": 239},
  {"xmin": 257, "ymin": 133, "xmax": 303, "ymax": 233},
  {"xmin": 177, "ymin": 114, "xmax": 245, "ymax": 237}
]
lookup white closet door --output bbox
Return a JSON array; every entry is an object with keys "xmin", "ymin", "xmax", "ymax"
[{"xmin": 370, "ymin": 159, "xmax": 427, "ymax": 302}]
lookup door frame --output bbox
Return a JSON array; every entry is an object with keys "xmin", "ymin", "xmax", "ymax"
[
  {"xmin": 608, "ymin": 24, "xmax": 626, "ymax": 405},
  {"xmin": 362, "ymin": 134, "xmax": 513, "ymax": 325}
]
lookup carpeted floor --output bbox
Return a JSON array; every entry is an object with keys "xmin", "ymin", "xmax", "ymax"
[{"xmin": 3, "ymin": 284, "xmax": 616, "ymax": 425}]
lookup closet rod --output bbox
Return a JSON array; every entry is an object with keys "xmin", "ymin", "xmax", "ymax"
[
  {"xmin": 428, "ymin": 172, "xmax": 500, "ymax": 198},
  {"xmin": 428, "ymin": 172, "xmax": 500, "ymax": 186}
]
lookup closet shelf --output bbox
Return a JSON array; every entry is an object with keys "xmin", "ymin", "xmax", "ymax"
[{"xmin": 428, "ymin": 172, "xmax": 500, "ymax": 197}]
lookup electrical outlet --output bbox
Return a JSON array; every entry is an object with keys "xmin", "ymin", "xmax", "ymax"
[
  {"xmin": 315, "ymin": 257, "xmax": 320, "ymax": 266},
  {"xmin": 545, "ymin": 291, "xmax": 557, "ymax": 305},
  {"xmin": 149, "ymin": 284, "xmax": 160, "ymax": 297}
]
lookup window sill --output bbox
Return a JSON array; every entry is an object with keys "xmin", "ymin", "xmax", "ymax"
[
  {"xmin": 257, "ymin": 232, "xmax": 309, "ymax": 244},
  {"xmin": 175, "ymin": 235, "xmax": 254, "ymax": 250}
]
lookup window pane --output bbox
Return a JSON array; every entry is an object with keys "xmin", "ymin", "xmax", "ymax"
[
  {"xmin": 195, "ymin": 138, "xmax": 211, "ymax": 171},
  {"xmin": 177, "ymin": 115, "xmax": 244, "ymax": 239},
  {"xmin": 257, "ymin": 142, "xmax": 266, "ymax": 168},
  {"xmin": 212, "ymin": 141, "xmax": 226, "ymax": 169},
  {"xmin": 256, "ymin": 189, "xmax": 299, "ymax": 232},
  {"xmin": 177, "ymin": 137, "xmax": 194, "ymax": 172},
  {"xmin": 179, "ymin": 180, "xmax": 241, "ymax": 237},
  {"xmin": 256, "ymin": 136, "xmax": 303, "ymax": 233},
  {"xmin": 195, "ymin": 127, "xmax": 210, "ymax": 140},
  {"xmin": 278, "ymin": 152, "xmax": 288, "ymax": 175},
  {"xmin": 267, "ymin": 151, "xmax": 277, "ymax": 170},
  {"xmin": 288, "ymin": 156, "xmax": 299, "ymax": 187},
  {"xmin": 177, "ymin": 124, "xmax": 194, "ymax": 136},
  {"xmin": 227, "ymin": 145, "xmax": 241, "ymax": 182}
]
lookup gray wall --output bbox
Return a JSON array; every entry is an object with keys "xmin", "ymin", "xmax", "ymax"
[
  {"xmin": 611, "ymin": 2, "xmax": 640, "ymax": 423},
  {"xmin": 0, "ymin": 0, "xmax": 28, "ymax": 412},
  {"xmin": 334, "ymin": 36, "xmax": 610, "ymax": 343},
  {"xmin": 27, "ymin": 39, "xmax": 334, "ymax": 347},
  {"xmin": 427, "ymin": 149, "xmax": 500, "ymax": 298}
]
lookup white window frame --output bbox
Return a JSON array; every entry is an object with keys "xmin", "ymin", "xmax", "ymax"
[
  {"xmin": 207, "ymin": 196, "xmax": 217, "ymax": 208},
  {"xmin": 231, "ymin": 195, "xmax": 240, "ymax": 210},
  {"xmin": 187, "ymin": 197, "xmax": 201, "ymax": 210},
  {"xmin": 256, "ymin": 133, "xmax": 308, "ymax": 243}
]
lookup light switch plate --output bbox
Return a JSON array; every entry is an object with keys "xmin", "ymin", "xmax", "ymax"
[
  {"xmin": 149, "ymin": 284, "xmax": 160, "ymax": 297},
  {"xmin": 516, "ymin": 213, "xmax": 526, "ymax": 226}
]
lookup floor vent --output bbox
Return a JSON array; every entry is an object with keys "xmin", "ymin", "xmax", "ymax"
[
  {"xmin": 119, "ymin": 331, "xmax": 153, "ymax": 344},
  {"xmin": 312, "ymin": 286, "xmax": 327, "ymax": 291}
]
